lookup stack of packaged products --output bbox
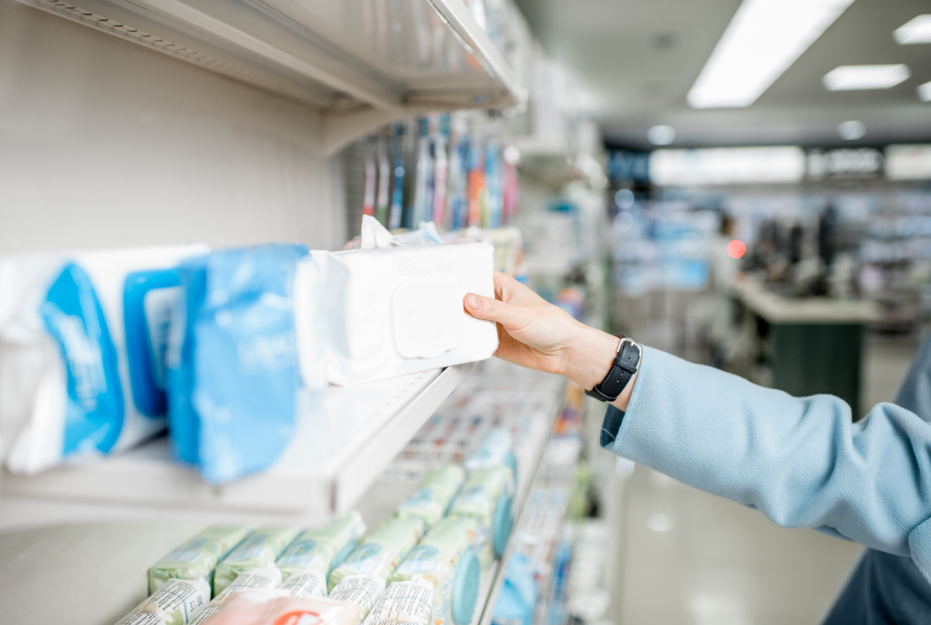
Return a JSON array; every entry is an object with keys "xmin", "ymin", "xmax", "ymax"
[
  {"xmin": 386, "ymin": 359, "xmax": 563, "ymax": 475},
  {"xmin": 0, "ymin": 217, "xmax": 500, "ymax": 484},
  {"xmin": 492, "ymin": 388, "xmax": 583, "ymax": 625},
  {"xmin": 115, "ymin": 426, "xmax": 520, "ymax": 625},
  {"xmin": 361, "ymin": 114, "xmax": 520, "ymax": 233}
]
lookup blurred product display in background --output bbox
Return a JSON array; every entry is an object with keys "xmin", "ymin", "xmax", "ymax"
[{"xmin": 3, "ymin": 0, "xmax": 931, "ymax": 624}]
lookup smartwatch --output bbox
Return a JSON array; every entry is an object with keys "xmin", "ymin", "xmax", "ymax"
[{"xmin": 585, "ymin": 336, "xmax": 642, "ymax": 402}]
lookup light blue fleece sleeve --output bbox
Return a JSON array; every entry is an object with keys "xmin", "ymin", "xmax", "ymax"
[{"xmin": 601, "ymin": 346, "xmax": 931, "ymax": 583}]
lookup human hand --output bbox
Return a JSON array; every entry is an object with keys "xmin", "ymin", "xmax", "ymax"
[{"xmin": 464, "ymin": 272, "xmax": 636, "ymax": 409}]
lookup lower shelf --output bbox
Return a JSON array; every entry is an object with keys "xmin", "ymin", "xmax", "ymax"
[{"xmin": 0, "ymin": 364, "xmax": 471, "ymax": 529}]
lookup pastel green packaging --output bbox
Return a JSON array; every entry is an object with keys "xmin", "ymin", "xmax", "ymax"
[
  {"xmin": 365, "ymin": 577, "xmax": 435, "ymax": 625},
  {"xmin": 116, "ymin": 578, "xmax": 210, "ymax": 625},
  {"xmin": 448, "ymin": 466, "xmax": 513, "ymax": 567},
  {"xmin": 148, "ymin": 525, "xmax": 252, "ymax": 594},
  {"xmin": 280, "ymin": 569, "xmax": 328, "ymax": 598},
  {"xmin": 277, "ymin": 511, "xmax": 367, "ymax": 582},
  {"xmin": 188, "ymin": 565, "xmax": 282, "ymax": 625},
  {"xmin": 391, "ymin": 517, "xmax": 482, "ymax": 625},
  {"xmin": 213, "ymin": 525, "xmax": 302, "ymax": 595},
  {"xmin": 327, "ymin": 516, "xmax": 425, "ymax": 591},
  {"xmin": 328, "ymin": 574, "xmax": 387, "ymax": 620},
  {"xmin": 395, "ymin": 465, "xmax": 465, "ymax": 528}
]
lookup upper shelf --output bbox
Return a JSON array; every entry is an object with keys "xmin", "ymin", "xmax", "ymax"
[
  {"xmin": 17, "ymin": 0, "xmax": 524, "ymax": 152},
  {"xmin": 0, "ymin": 364, "xmax": 471, "ymax": 529}
]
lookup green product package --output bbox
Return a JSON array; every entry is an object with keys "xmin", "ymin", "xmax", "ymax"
[
  {"xmin": 391, "ymin": 517, "xmax": 480, "ymax": 625},
  {"xmin": 328, "ymin": 516, "xmax": 425, "ymax": 591},
  {"xmin": 395, "ymin": 465, "xmax": 465, "ymax": 528},
  {"xmin": 448, "ymin": 466, "xmax": 512, "ymax": 566},
  {"xmin": 329, "ymin": 574, "xmax": 387, "ymax": 620},
  {"xmin": 366, "ymin": 577, "xmax": 435, "ymax": 625},
  {"xmin": 276, "ymin": 511, "xmax": 367, "ymax": 582},
  {"xmin": 188, "ymin": 565, "xmax": 282, "ymax": 625},
  {"xmin": 148, "ymin": 525, "xmax": 253, "ymax": 594},
  {"xmin": 213, "ymin": 525, "xmax": 302, "ymax": 595},
  {"xmin": 116, "ymin": 578, "xmax": 210, "ymax": 625}
]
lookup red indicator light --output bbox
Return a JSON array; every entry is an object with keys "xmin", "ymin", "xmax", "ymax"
[{"xmin": 727, "ymin": 239, "xmax": 746, "ymax": 259}]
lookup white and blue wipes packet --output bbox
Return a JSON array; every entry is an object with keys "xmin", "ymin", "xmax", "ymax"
[
  {"xmin": 166, "ymin": 244, "xmax": 327, "ymax": 484},
  {"xmin": 0, "ymin": 245, "xmax": 207, "ymax": 474}
]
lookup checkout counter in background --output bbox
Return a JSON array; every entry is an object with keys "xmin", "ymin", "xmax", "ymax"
[{"xmin": 732, "ymin": 276, "xmax": 879, "ymax": 420}]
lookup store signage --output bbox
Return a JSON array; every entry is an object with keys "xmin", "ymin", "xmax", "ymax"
[
  {"xmin": 885, "ymin": 145, "xmax": 931, "ymax": 180},
  {"xmin": 806, "ymin": 148, "xmax": 883, "ymax": 180},
  {"xmin": 608, "ymin": 151, "xmax": 651, "ymax": 182},
  {"xmin": 649, "ymin": 146, "xmax": 805, "ymax": 186}
]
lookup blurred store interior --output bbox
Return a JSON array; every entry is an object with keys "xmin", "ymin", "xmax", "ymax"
[{"xmin": 3, "ymin": 0, "xmax": 931, "ymax": 624}]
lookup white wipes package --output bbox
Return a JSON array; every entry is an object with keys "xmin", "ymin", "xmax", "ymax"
[
  {"xmin": 0, "ymin": 245, "xmax": 208, "ymax": 474},
  {"xmin": 315, "ymin": 217, "xmax": 498, "ymax": 386}
]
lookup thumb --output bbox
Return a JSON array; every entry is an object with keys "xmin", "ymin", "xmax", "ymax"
[{"xmin": 464, "ymin": 293, "xmax": 525, "ymax": 328}]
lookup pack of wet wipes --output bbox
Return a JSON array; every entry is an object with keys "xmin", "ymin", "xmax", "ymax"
[
  {"xmin": 166, "ymin": 244, "xmax": 327, "ymax": 484},
  {"xmin": 0, "ymin": 245, "xmax": 207, "ymax": 474},
  {"xmin": 320, "ymin": 217, "xmax": 497, "ymax": 386}
]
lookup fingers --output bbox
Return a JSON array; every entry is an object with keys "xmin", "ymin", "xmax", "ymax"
[
  {"xmin": 492, "ymin": 270, "xmax": 543, "ymax": 305},
  {"xmin": 464, "ymin": 292, "xmax": 526, "ymax": 330}
]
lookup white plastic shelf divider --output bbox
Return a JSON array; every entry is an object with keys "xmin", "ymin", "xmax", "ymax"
[
  {"xmin": 15, "ymin": 0, "xmax": 524, "ymax": 153},
  {"xmin": 0, "ymin": 364, "xmax": 471, "ymax": 529}
]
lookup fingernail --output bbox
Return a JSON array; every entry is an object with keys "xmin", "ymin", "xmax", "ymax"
[{"xmin": 467, "ymin": 294, "xmax": 480, "ymax": 310}]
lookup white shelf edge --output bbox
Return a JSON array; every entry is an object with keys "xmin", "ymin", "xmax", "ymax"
[
  {"xmin": 333, "ymin": 363, "xmax": 473, "ymax": 512},
  {"xmin": 140, "ymin": 0, "xmax": 403, "ymax": 111},
  {"xmin": 0, "ymin": 365, "xmax": 472, "ymax": 529},
  {"xmin": 17, "ymin": 0, "xmax": 524, "ymax": 125},
  {"xmin": 426, "ymin": 0, "xmax": 526, "ymax": 108}
]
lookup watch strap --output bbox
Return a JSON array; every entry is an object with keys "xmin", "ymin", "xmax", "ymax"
[{"xmin": 585, "ymin": 337, "xmax": 641, "ymax": 402}]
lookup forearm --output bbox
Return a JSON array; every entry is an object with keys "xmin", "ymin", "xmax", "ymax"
[{"xmin": 602, "ymin": 346, "xmax": 931, "ymax": 560}]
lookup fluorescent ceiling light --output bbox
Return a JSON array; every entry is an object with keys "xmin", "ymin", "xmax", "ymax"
[
  {"xmin": 823, "ymin": 64, "xmax": 910, "ymax": 90},
  {"xmin": 894, "ymin": 14, "xmax": 931, "ymax": 44},
  {"xmin": 647, "ymin": 125, "xmax": 676, "ymax": 145},
  {"xmin": 919, "ymin": 80, "xmax": 931, "ymax": 102},
  {"xmin": 688, "ymin": 0, "xmax": 855, "ymax": 109},
  {"xmin": 837, "ymin": 120, "xmax": 866, "ymax": 140}
]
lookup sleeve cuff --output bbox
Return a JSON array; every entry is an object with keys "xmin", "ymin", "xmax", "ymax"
[{"xmin": 600, "ymin": 405, "xmax": 625, "ymax": 448}]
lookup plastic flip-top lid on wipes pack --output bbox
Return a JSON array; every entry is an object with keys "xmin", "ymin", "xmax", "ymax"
[
  {"xmin": 322, "ymin": 217, "xmax": 498, "ymax": 386},
  {"xmin": 166, "ymin": 244, "xmax": 320, "ymax": 484}
]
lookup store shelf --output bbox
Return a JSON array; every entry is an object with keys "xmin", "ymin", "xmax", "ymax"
[
  {"xmin": 473, "ymin": 382, "xmax": 566, "ymax": 625},
  {"xmin": 17, "ymin": 0, "xmax": 524, "ymax": 153},
  {"xmin": 0, "ymin": 364, "xmax": 472, "ymax": 529},
  {"xmin": 354, "ymin": 372, "xmax": 566, "ymax": 625}
]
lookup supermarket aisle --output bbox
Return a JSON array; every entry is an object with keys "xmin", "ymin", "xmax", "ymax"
[
  {"xmin": 612, "ymin": 322, "xmax": 921, "ymax": 625},
  {"xmin": 616, "ymin": 467, "xmax": 863, "ymax": 625}
]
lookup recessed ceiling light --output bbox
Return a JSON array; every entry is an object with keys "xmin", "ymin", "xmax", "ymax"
[
  {"xmin": 687, "ymin": 0, "xmax": 855, "ymax": 108},
  {"xmin": 838, "ymin": 120, "xmax": 866, "ymax": 140},
  {"xmin": 823, "ymin": 64, "xmax": 910, "ymax": 90},
  {"xmin": 894, "ymin": 14, "xmax": 931, "ymax": 44},
  {"xmin": 918, "ymin": 81, "xmax": 931, "ymax": 102},
  {"xmin": 647, "ymin": 125, "xmax": 676, "ymax": 145}
]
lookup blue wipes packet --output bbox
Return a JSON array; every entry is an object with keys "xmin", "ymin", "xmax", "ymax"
[
  {"xmin": 166, "ymin": 244, "xmax": 315, "ymax": 484},
  {"xmin": 123, "ymin": 268, "xmax": 183, "ymax": 418},
  {"xmin": 40, "ymin": 262, "xmax": 125, "ymax": 457}
]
